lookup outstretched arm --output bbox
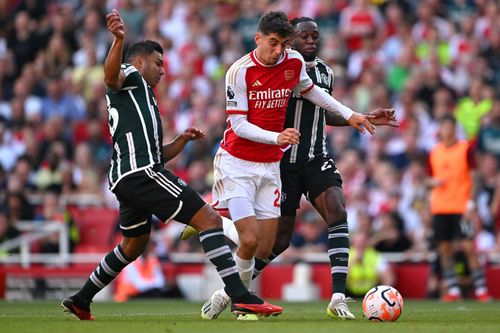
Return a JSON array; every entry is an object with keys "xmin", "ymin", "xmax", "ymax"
[
  {"xmin": 326, "ymin": 108, "xmax": 399, "ymax": 127},
  {"xmin": 104, "ymin": 9, "xmax": 126, "ymax": 91},
  {"xmin": 163, "ymin": 128, "xmax": 205, "ymax": 162},
  {"xmin": 302, "ymin": 85, "xmax": 375, "ymax": 134}
]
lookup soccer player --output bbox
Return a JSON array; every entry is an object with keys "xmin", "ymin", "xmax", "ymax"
[
  {"xmin": 428, "ymin": 115, "xmax": 491, "ymax": 302},
  {"xmin": 200, "ymin": 12, "xmax": 379, "ymax": 320},
  {"xmin": 184, "ymin": 16, "xmax": 397, "ymax": 320},
  {"xmin": 61, "ymin": 9, "xmax": 282, "ymax": 320}
]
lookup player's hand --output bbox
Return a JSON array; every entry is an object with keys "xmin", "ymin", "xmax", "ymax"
[
  {"xmin": 106, "ymin": 9, "xmax": 125, "ymax": 39},
  {"xmin": 347, "ymin": 112, "xmax": 376, "ymax": 135},
  {"xmin": 368, "ymin": 108, "xmax": 399, "ymax": 127},
  {"xmin": 181, "ymin": 127, "xmax": 205, "ymax": 141},
  {"xmin": 277, "ymin": 128, "xmax": 300, "ymax": 145}
]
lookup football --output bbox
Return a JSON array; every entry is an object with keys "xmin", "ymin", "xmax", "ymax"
[{"xmin": 362, "ymin": 285, "xmax": 404, "ymax": 322}]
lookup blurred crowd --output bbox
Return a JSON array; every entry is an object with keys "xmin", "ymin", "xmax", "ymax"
[{"xmin": 1, "ymin": 0, "xmax": 500, "ymax": 263}]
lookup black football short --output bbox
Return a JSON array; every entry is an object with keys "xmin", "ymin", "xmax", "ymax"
[
  {"xmin": 432, "ymin": 213, "xmax": 473, "ymax": 241},
  {"xmin": 113, "ymin": 164, "xmax": 206, "ymax": 237},
  {"xmin": 280, "ymin": 157, "xmax": 342, "ymax": 216}
]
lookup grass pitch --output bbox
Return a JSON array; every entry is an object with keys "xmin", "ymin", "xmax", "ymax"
[{"xmin": 0, "ymin": 299, "xmax": 499, "ymax": 333}]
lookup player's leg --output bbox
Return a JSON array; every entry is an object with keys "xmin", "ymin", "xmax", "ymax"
[
  {"xmin": 313, "ymin": 186, "xmax": 354, "ymax": 319},
  {"xmin": 434, "ymin": 214, "xmax": 462, "ymax": 301},
  {"xmin": 228, "ymin": 198, "xmax": 258, "ymax": 288},
  {"xmin": 459, "ymin": 219, "xmax": 491, "ymax": 301},
  {"xmin": 148, "ymin": 166, "xmax": 282, "ymax": 318},
  {"xmin": 308, "ymin": 158, "xmax": 353, "ymax": 319},
  {"xmin": 62, "ymin": 172, "xmax": 152, "ymax": 320}
]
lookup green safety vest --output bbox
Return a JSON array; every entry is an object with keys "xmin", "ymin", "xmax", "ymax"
[{"xmin": 346, "ymin": 247, "xmax": 381, "ymax": 296}]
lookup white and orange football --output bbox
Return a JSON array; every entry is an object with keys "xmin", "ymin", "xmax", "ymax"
[{"xmin": 362, "ymin": 285, "xmax": 404, "ymax": 322}]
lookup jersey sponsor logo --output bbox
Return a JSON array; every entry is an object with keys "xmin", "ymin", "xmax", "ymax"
[
  {"xmin": 227, "ymin": 86, "xmax": 235, "ymax": 99},
  {"xmin": 252, "ymin": 79, "xmax": 262, "ymax": 87},
  {"xmin": 284, "ymin": 70, "xmax": 294, "ymax": 81},
  {"xmin": 249, "ymin": 88, "xmax": 292, "ymax": 109}
]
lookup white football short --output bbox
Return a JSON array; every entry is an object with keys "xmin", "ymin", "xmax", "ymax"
[{"xmin": 212, "ymin": 148, "xmax": 281, "ymax": 220}]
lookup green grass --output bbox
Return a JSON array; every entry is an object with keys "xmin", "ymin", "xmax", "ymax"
[{"xmin": 0, "ymin": 300, "xmax": 499, "ymax": 333}]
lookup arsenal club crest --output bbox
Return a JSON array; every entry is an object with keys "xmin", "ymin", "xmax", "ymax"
[{"xmin": 284, "ymin": 70, "xmax": 294, "ymax": 81}]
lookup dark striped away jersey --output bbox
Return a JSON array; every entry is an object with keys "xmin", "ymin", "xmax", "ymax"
[
  {"xmin": 106, "ymin": 63, "xmax": 164, "ymax": 190},
  {"xmin": 282, "ymin": 57, "xmax": 334, "ymax": 163}
]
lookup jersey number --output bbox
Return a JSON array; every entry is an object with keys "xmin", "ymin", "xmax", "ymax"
[
  {"xmin": 321, "ymin": 159, "xmax": 333, "ymax": 172},
  {"xmin": 274, "ymin": 188, "xmax": 281, "ymax": 207},
  {"xmin": 106, "ymin": 95, "xmax": 119, "ymax": 136}
]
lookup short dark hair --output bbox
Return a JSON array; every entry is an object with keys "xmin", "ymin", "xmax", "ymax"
[
  {"xmin": 290, "ymin": 16, "xmax": 315, "ymax": 29},
  {"xmin": 257, "ymin": 11, "xmax": 293, "ymax": 38},
  {"xmin": 125, "ymin": 40, "xmax": 163, "ymax": 62}
]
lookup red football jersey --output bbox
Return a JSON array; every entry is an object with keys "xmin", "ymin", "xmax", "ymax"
[{"xmin": 221, "ymin": 49, "xmax": 314, "ymax": 162}]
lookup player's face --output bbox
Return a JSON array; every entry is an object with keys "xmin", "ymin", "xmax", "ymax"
[
  {"xmin": 143, "ymin": 51, "xmax": 164, "ymax": 88},
  {"xmin": 255, "ymin": 32, "xmax": 291, "ymax": 65},
  {"xmin": 293, "ymin": 21, "xmax": 319, "ymax": 62}
]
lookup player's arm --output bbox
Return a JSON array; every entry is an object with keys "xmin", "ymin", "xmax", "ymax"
[
  {"xmin": 302, "ymin": 85, "xmax": 375, "ymax": 134},
  {"xmin": 104, "ymin": 9, "xmax": 126, "ymax": 91},
  {"xmin": 230, "ymin": 114, "xmax": 300, "ymax": 146},
  {"xmin": 325, "ymin": 108, "xmax": 399, "ymax": 127},
  {"xmin": 162, "ymin": 127, "xmax": 205, "ymax": 162}
]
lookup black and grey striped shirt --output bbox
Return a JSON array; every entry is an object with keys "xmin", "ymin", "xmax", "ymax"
[
  {"xmin": 283, "ymin": 57, "xmax": 334, "ymax": 163},
  {"xmin": 106, "ymin": 63, "xmax": 164, "ymax": 189}
]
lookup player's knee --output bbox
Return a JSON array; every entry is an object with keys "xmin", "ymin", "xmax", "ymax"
[
  {"xmin": 273, "ymin": 237, "xmax": 290, "ymax": 255},
  {"xmin": 239, "ymin": 233, "xmax": 259, "ymax": 253},
  {"xmin": 326, "ymin": 206, "xmax": 347, "ymax": 227},
  {"xmin": 121, "ymin": 235, "xmax": 149, "ymax": 260},
  {"xmin": 191, "ymin": 205, "xmax": 222, "ymax": 231}
]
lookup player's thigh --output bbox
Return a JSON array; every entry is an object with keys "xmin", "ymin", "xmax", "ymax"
[
  {"xmin": 114, "ymin": 173, "xmax": 153, "ymax": 237},
  {"xmin": 254, "ymin": 162, "xmax": 281, "ymax": 220},
  {"xmin": 280, "ymin": 162, "xmax": 306, "ymax": 216},
  {"xmin": 212, "ymin": 149, "xmax": 257, "ymax": 210},
  {"xmin": 305, "ymin": 158, "xmax": 343, "ymax": 204},
  {"xmin": 123, "ymin": 166, "xmax": 205, "ymax": 225}
]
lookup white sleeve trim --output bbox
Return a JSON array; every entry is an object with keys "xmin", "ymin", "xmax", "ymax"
[
  {"xmin": 229, "ymin": 114, "xmax": 279, "ymax": 145},
  {"xmin": 303, "ymin": 85, "xmax": 354, "ymax": 120}
]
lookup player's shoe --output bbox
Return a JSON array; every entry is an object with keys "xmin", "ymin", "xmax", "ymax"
[
  {"xmin": 231, "ymin": 292, "xmax": 283, "ymax": 317},
  {"xmin": 475, "ymin": 290, "xmax": 492, "ymax": 303},
  {"xmin": 180, "ymin": 225, "xmax": 198, "ymax": 240},
  {"xmin": 201, "ymin": 289, "xmax": 231, "ymax": 320},
  {"xmin": 327, "ymin": 294, "xmax": 355, "ymax": 320},
  {"xmin": 441, "ymin": 292, "xmax": 462, "ymax": 302},
  {"xmin": 61, "ymin": 295, "xmax": 94, "ymax": 320}
]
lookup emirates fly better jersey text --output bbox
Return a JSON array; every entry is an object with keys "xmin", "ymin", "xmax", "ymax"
[
  {"xmin": 105, "ymin": 64, "xmax": 164, "ymax": 190},
  {"xmin": 221, "ymin": 49, "xmax": 314, "ymax": 162}
]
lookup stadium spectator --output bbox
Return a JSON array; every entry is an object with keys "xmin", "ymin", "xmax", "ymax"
[
  {"xmin": 0, "ymin": 209, "xmax": 21, "ymax": 256},
  {"xmin": 346, "ymin": 230, "xmax": 394, "ymax": 298}
]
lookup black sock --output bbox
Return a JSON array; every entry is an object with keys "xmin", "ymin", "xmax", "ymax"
[
  {"xmin": 77, "ymin": 245, "xmax": 132, "ymax": 303},
  {"xmin": 252, "ymin": 252, "xmax": 277, "ymax": 280},
  {"xmin": 199, "ymin": 228, "xmax": 248, "ymax": 298},
  {"xmin": 328, "ymin": 222, "xmax": 349, "ymax": 294}
]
